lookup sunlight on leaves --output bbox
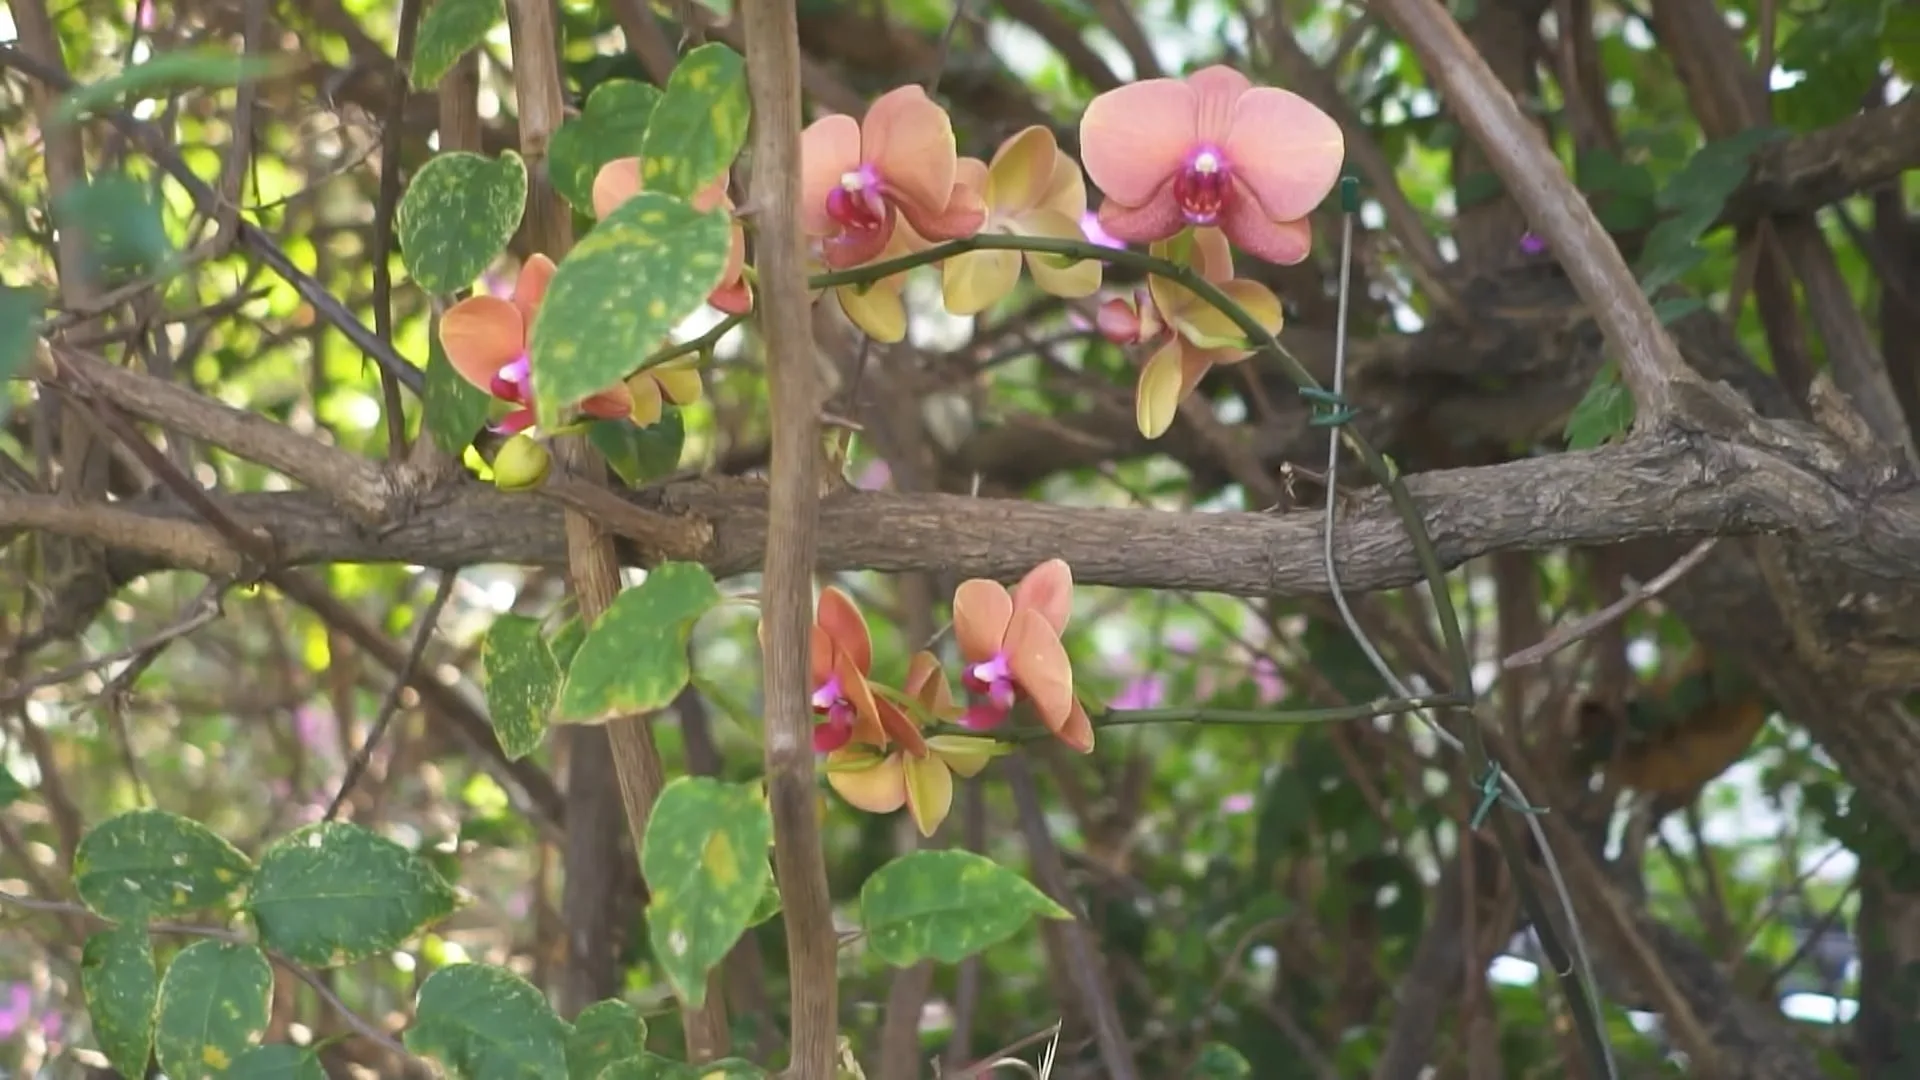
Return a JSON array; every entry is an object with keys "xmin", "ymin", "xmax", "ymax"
[
  {"xmin": 527, "ymin": 192, "xmax": 730, "ymax": 425},
  {"xmin": 74, "ymin": 808, "xmax": 254, "ymax": 922},
  {"xmin": 405, "ymin": 962, "xmax": 570, "ymax": 1079},
  {"xmin": 153, "ymin": 940, "xmax": 273, "ymax": 1080},
  {"xmin": 81, "ymin": 921, "xmax": 157, "ymax": 1079},
  {"xmin": 246, "ymin": 821, "xmax": 459, "ymax": 967},
  {"xmin": 397, "ymin": 150, "xmax": 528, "ymax": 295},
  {"xmin": 640, "ymin": 776, "xmax": 774, "ymax": 1006},
  {"xmin": 639, "ymin": 43, "xmax": 751, "ymax": 199},
  {"xmin": 555, "ymin": 562, "xmax": 723, "ymax": 722},
  {"xmin": 857, "ymin": 850, "xmax": 1070, "ymax": 967}
]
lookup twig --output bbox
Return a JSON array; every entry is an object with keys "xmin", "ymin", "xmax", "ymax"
[
  {"xmin": 371, "ymin": 0, "xmax": 425, "ymax": 459},
  {"xmin": 737, "ymin": 0, "xmax": 841, "ymax": 1070},
  {"xmin": 324, "ymin": 570, "xmax": 456, "ymax": 820},
  {"xmin": 1, "ymin": 580, "xmax": 226, "ymax": 706},
  {"xmin": 0, "ymin": 889, "xmax": 418, "ymax": 1065},
  {"xmin": 1502, "ymin": 538, "xmax": 1719, "ymax": 669}
]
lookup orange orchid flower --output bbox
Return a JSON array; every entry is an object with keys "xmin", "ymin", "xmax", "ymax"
[
  {"xmin": 951, "ymin": 559, "xmax": 1094, "ymax": 753},
  {"xmin": 624, "ymin": 358, "xmax": 703, "ymax": 429},
  {"xmin": 807, "ymin": 587, "xmax": 927, "ymax": 756},
  {"xmin": 1095, "ymin": 227, "xmax": 1282, "ymax": 439},
  {"xmin": 592, "ymin": 158, "xmax": 751, "ymax": 316},
  {"xmin": 826, "ymin": 652, "xmax": 1005, "ymax": 836},
  {"xmin": 1080, "ymin": 65, "xmax": 1344, "ymax": 266},
  {"xmin": 438, "ymin": 254, "xmax": 632, "ymax": 433},
  {"xmin": 941, "ymin": 126, "xmax": 1103, "ymax": 316},
  {"xmin": 800, "ymin": 85, "xmax": 985, "ymax": 270}
]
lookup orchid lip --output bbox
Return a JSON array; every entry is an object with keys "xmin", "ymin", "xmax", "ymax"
[{"xmin": 811, "ymin": 675, "xmax": 843, "ymax": 713}]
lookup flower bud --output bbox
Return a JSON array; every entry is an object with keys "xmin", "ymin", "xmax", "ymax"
[{"xmin": 492, "ymin": 433, "xmax": 551, "ymax": 491}]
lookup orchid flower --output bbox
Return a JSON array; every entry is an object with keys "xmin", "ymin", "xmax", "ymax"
[
  {"xmin": 812, "ymin": 220, "xmax": 921, "ymax": 344},
  {"xmin": 1080, "ymin": 65, "xmax": 1344, "ymax": 266},
  {"xmin": 592, "ymin": 158, "xmax": 752, "ymax": 316},
  {"xmin": 1096, "ymin": 227, "xmax": 1282, "ymax": 439},
  {"xmin": 801, "ymin": 85, "xmax": 985, "ymax": 270},
  {"xmin": 951, "ymin": 559, "xmax": 1095, "ymax": 753},
  {"xmin": 826, "ymin": 652, "xmax": 1005, "ymax": 836},
  {"xmin": 805, "ymin": 587, "xmax": 927, "ymax": 756},
  {"xmin": 941, "ymin": 126, "xmax": 1102, "ymax": 316},
  {"xmin": 438, "ymin": 255, "xmax": 632, "ymax": 433},
  {"xmin": 625, "ymin": 358, "xmax": 704, "ymax": 429}
]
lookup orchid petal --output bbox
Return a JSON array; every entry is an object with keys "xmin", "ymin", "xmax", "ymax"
[
  {"xmin": 815, "ymin": 587, "xmax": 872, "ymax": 674},
  {"xmin": 1190, "ymin": 226, "xmax": 1236, "ymax": 283},
  {"xmin": 905, "ymin": 651, "xmax": 959, "ymax": 718},
  {"xmin": 1080, "ymin": 78, "xmax": 1197, "ymax": 207},
  {"xmin": 987, "ymin": 126, "xmax": 1057, "ymax": 215},
  {"xmin": 1220, "ymin": 195, "xmax": 1316, "ymax": 266},
  {"xmin": 928, "ymin": 734, "xmax": 1001, "ymax": 777},
  {"xmin": 1004, "ymin": 608, "xmax": 1074, "ymax": 731},
  {"xmin": 1016, "ymin": 209, "xmax": 1102, "ymax": 299},
  {"xmin": 834, "ymin": 282, "xmax": 907, "ymax": 343},
  {"xmin": 826, "ymin": 750, "xmax": 908, "ymax": 813},
  {"xmin": 627, "ymin": 372, "xmax": 664, "ymax": 427},
  {"xmin": 941, "ymin": 248, "xmax": 1022, "ymax": 317},
  {"xmin": 1096, "ymin": 297, "xmax": 1143, "ymax": 344},
  {"xmin": 709, "ymin": 276, "xmax": 753, "ymax": 315},
  {"xmin": 952, "ymin": 579, "xmax": 1014, "ymax": 660},
  {"xmin": 1185, "ymin": 65, "xmax": 1255, "ymax": 144},
  {"xmin": 689, "ymin": 175, "xmax": 733, "ymax": 215},
  {"xmin": 800, "ymin": 113, "xmax": 863, "ymax": 237},
  {"xmin": 955, "ymin": 157, "xmax": 990, "ymax": 206},
  {"xmin": 580, "ymin": 386, "xmax": 634, "ymax": 419},
  {"xmin": 862, "ymin": 86, "xmax": 958, "ymax": 223},
  {"xmin": 1095, "ymin": 190, "xmax": 1186, "ymax": 245},
  {"xmin": 813, "ymin": 715, "xmax": 854, "ymax": 753},
  {"xmin": 1038, "ymin": 149, "xmax": 1088, "ymax": 219},
  {"xmin": 874, "ymin": 695, "xmax": 930, "ymax": 758},
  {"xmin": 1223, "ymin": 87, "xmax": 1346, "ymax": 223},
  {"xmin": 439, "ymin": 295, "xmax": 525, "ymax": 392},
  {"xmin": 513, "ymin": 254, "xmax": 558, "ymax": 321},
  {"xmin": 1135, "ymin": 340, "xmax": 1185, "ymax": 439},
  {"xmin": 1057, "ymin": 697, "xmax": 1096, "ymax": 754},
  {"xmin": 903, "ymin": 754, "xmax": 954, "ymax": 837},
  {"xmin": 837, "ymin": 652, "xmax": 887, "ymax": 748},
  {"xmin": 898, "ymin": 179, "xmax": 986, "ymax": 243},
  {"xmin": 808, "ymin": 624, "xmax": 835, "ymax": 686},
  {"xmin": 1177, "ymin": 345, "xmax": 1217, "ymax": 401},
  {"xmin": 494, "ymin": 407, "xmax": 536, "ymax": 435},
  {"xmin": 653, "ymin": 363, "xmax": 705, "ymax": 407},
  {"xmin": 592, "ymin": 158, "xmax": 643, "ymax": 220},
  {"xmin": 1011, "ymin": 559, "xmax": 1073, "ymax": 635}
]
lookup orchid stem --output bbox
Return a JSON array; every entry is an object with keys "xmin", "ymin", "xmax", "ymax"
[{"xmin": 928, "ymin": 692, "xmax": 1470, "ymax": 743}]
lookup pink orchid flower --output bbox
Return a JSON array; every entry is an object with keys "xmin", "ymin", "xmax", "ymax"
[
  {"xmin": 804, "ymin": 587, "xmax": 928, "ymax": 757},
  {"xmin": 801, "ymin": 85, "xmax": 986, "ymax": 270},
  {"xmin": 951, "ymin": 559, "xmax": 1095, "ymax": 753},
  {"xmin": 827, "ymin": 651, "xmax": 1004, "ymax": 836},
  {"xmin": 811, "ymin": 219, "xmax": 923, "ymax": 344},
  {"xmin": 1096, "ymin": 227, "xmax": 1282, "ymax": 438},
  {"xmin": 592, "ymin": 158, "xmax": 752, "ymax": 316},
  {"xmin": 439, "ymin": 254, "xmax": 631, "ymax": 433},
  {"xmin": 1080, "ymin": 65, "xmax": 1344, "ymax": 265}
]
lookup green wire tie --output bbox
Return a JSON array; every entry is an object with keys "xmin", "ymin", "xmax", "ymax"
[
  {"xmin": 1469, "ymin": 761, "xmax": 1550, "ymax": 830},
  {"xmin": 1300, "ymin": 386, "xmax": 1358, "ymax": 428},
  {"xmin": 1339, "ymin": 174, "xmax": 1362, "ymax": 215}
]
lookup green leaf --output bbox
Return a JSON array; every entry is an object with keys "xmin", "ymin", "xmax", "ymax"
[
  {"xmin": 1651, "ymin": 296, "xmax": 1704, "ymax": 325},
  {"xmin": 405, "ymin": 962, "xmax": 570, "ymax": 1080},
  {"xmin": 526, "ymin": 192, "xmax": 731, "ymax": 425},
  {"xmin": 746, "ymin": 876, "xmax": 781, "ymax": 928},
  {"xmin": 247, "ymin": 821, "xmax": 460, "ymax": 967},
  {"xmin": 74, "ymin": 808, "xmax": 254, "ymax": 921},
  {"xmin": 1656, "ymin": 128, "xmax": 1787, "ymax": 213},
  {"xmin": 483, "ymin": 614, "xmax": 563, "ymax": 759},
  {"xmin": 397, "ymin": 150, "xmax": 528, "ymax": 295},
  {"xmin": 153, "ymin": 939, "xmax": 274, "ymax": 1080},
  {"xmin": 551, "ymin": 79, "xmax": 664, "ymax": 215},
  {"xmin": 693, "ymin": 1061, "xmax": 770, "ymax": 1078},
  {"xmin": 82, "ymin": 921, "xmax": 158, "ymax": 1079},
  {"xmin": 53, "ymin": 47, "xmax": 293, "ymax": 125},
  {"xmin": 638, "ymin": 43, "xmax": 751, "ymax": 199},
  {"xmin": 412, "ymin": 0, "xmax": 504, "ymax": 90},
  {"xmin": 640, "ymin": 777, "xmax": 773, "ymax": 1006},
  {"xmin": 425, "ymin": 332, "xmax": 496, "ymax": 454},
  {"xmin": 858, "ymin": 849, "xmax": 1071, "ymax": 967},
  {"xmin": 1564, "ymin": 361, "xmax": 1635, "ymax": 451},
  {"xmin": 54, "ymin": 171, "xmax": 173, "ymax": 284},
  {"xmin": 567, "ymin": 1000, "xmax": 648, "ymax": 1080},
  {"xmin": 588, "ymin": 410, "xmax": 686, "ymax": 487},
  {"xmin": 0, "ymin": 286, "xmax": 44, "ymax": 420},
  {"xmin": 556, "ymin": 562, "xmax": 723, "ymax": 723},
  {"xmin": 227, "ymin": 1044, "xmax": 329, "ymax": 1080},
  {"xmin": 550, "ymin": 615, "xmax": 587, "ymax": 671},
  {"xmin": 0, "ymin": 757, "xmax": 29, "ymax": 807},
  {"xmin": 1453, "ymin": 170, "xmax": 1504, "ymax": 210},
  {"xmin": 1191, "ymin": 1042, "xmax": 1254, "ymax": 1078},
  {"xmin": 599, "ymin": 1056, "xmax": 696, "ymax": 1080}
]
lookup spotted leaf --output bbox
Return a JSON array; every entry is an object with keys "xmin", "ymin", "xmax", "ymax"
[
  {"xmin": 406, "ymin": 962, "xmax": 570, "ymax": 1079},
  {"xmin": 153, "ymin": 940, "xmax": 273, "ymax": 1080},
  {"xmin": 397, "ymin": 150, "xmax": 528, "ymax": 295},
  {"xmin": 82, "ymin": 920, "xmax": 157, "ymax": 1078},
  {"xmin": 483, "ymin": 613, "xmax": 563, "ymax": 759},
  {"xmin": 858, "ymin": 849, "xmax": 1069, "ymax": 967},
  {"xmin": 73, "ymin": 808, "xmax": 254, "ymax": 922},
  {"xmin": 555, "ymin": 562, "xmax": 722, "ymax": 724},
  {"xmin": 638, "ymin": 43, "xmax": 750, "ymax": 199},
  {"xmin": 640, "ymin": 777, "xmax": 773, "ymax": 1006},
  {"xmin": 246, "ymin": 821, "xmax": 459, "ymax": 967}
]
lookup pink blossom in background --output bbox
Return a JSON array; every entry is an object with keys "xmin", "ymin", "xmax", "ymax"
[
  {"xmin": 40, "ymin": 1007, "xmax": 61, "ymax": 1042},
  {"xmin": 1110, "ymin": 673, "xmax": 1166, "ymax": 710},
  {"xmin": 136, "ymin": 0, "xmax": 157, "ymax": 29},
  {"xmin": 1220, "ymin": 792, "xmax": 1255, "ymax": 814},
  {"xmin": 1252, "ymin": 657, "xmax": 1285, "ymax": 704},
  {"xmin": 1079, "ymin": 211, "xmax": 1124, "ymax": 250},
  {"xmin": 294, "ymin": 705, "xmax": 337, "ymax": 752},
  {"xmin": 506, "ymin": 888, "xmax": 532, "ymax": 919},
  {"xmin": 1165, "ymin": 627, "xmax": 1200, "ymax": 654},
  {"xmin": 0, "ymin": 983, "xmax": 30, "ymax": 1039},
  {"xmin": 1519, "ymin": 231, "xmax": 1549, "ymax": 256},
  {"xmin": 854, "ymin": 459, "xmax": 892, "ymax": 491}
]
